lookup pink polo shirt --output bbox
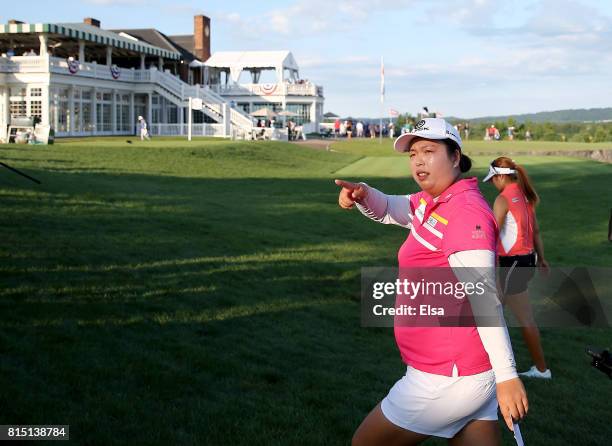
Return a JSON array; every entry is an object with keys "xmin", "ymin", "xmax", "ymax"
[{"xmin": 395, "ymin": 177, "xmax": 497, "ymax": 376}]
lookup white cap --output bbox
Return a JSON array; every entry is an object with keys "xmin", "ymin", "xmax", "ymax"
[
  {"xmin": 482, "ymin": 162, "xmax": 517, "ymax": 182},
  {"xmin": 393, "ymin": 118, "xmax": 463, "ymax": 152},
  {"xmin": 138, "ymin": 116, "xmax": 143, "ymax": 120}
]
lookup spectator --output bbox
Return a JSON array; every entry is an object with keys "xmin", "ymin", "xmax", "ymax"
[
  {"xmin": 287, "ymin": 120, "xmax": 295, "ymax": 140},
  {"xmin": 356, "ymin": 121, "xmax": 364, "ymax": 138},
  {"xmin": 346, "ymin": 119, "xmax": 353, "ymax": 139},
  {"xmin": 137, "ymin": 116, "xmax": 151, "ymax": 141},
  {"xmin": 334, "ymin": 119, "xmax": 340, "ymax": 138}
]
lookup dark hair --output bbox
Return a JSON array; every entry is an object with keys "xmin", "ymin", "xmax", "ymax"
[
  {"xmin": 444, "ymin": 139, "xmax": 472, "ymax": 173},
  {"xmin": 492, "ymin": 157, "xmax": 539, "ymax": 206}
]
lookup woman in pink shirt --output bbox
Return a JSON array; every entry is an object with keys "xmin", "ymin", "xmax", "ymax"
[
  {"xmin": 335, "ymin": 118, "xmax": 528, "ymax": 446},
  {"xmin": 483, "ymin": 157, "xmax": 551, "ymax": 379}
]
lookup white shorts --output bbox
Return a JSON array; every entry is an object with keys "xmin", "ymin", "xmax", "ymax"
[{"xmin": 381, "ymin": 366, "xmax": 498, "ymax": 438}]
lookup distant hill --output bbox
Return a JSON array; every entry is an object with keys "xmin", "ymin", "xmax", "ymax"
[{"xmin": 452, "ymin": 108, "xmax": 612, "ymax": 124}]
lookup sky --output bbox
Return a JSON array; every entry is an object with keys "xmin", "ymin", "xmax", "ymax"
[{"xmin": 3, "ymin": 0, "xmax": 612, "ymax": 118}]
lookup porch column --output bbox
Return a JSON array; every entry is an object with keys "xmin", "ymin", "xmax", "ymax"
[
  {"xmin": 178, "ymin": 105, "xmax": 184, "ymax": 134},
  {"xmin": 147, "ymin": 92, "xmax": 153, "ymax": 132},
  {"xmin": 158, "ymin": 56, "xmax": 164, "ymax": 71},
  {"xmin": 38, "ymin": 34, "xmax": 48, "ymax": 56},
  {"xmin": 106, "ymin": 45, "xmax": 113, "ymax": 66},
  {"xmin": 1, "ymin": 88, "xmax": 9, "ymax": 140},
  {"xmin": 111, "ymin": 89, "xmax": 117, "ymax": 134},
  {"xmin": 129, "ymin": 92, "xmax": 135, "ymax": 135},
  {"xmin": 310, "ymin": 101, "xmax": 317, "ymax": 124},
  {"xmin": 67, "ymin": 86, "xmax": 74, "ymax": 135},
  {"xmin": 140, "ymin": 54, "xmax": 146, "ymax": 70},
  {"xmin": 92, "ymin": 88, "xmax": 97, "ymax": 134},
  {"xmin": 222, "ymin": 103, "xmax": 230, "ymax": 137},
  {"xmin": 41, "ymin": 85, "xmax": 50, "ymax": 126},
  {"xmin": 78, "ymin": 40, "xmax": 85, "ymax": 63},
  {"xmin": 52, "ymin": 89, "xmax": 59, "ymax": 133}
]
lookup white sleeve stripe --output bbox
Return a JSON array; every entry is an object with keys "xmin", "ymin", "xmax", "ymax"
[{"xmin": 448, "ymin": 250, "xmax": 518, "ymax": 384}]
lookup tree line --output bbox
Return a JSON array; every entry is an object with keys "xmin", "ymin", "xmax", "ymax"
[{"xmin": 395, "ymin": 114, "xmax": 612, "ymax": 143}]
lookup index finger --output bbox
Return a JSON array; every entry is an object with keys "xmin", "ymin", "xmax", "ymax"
[{"xmin": 334, "ymin": 179, "xmax": 358, "ymax": 190}]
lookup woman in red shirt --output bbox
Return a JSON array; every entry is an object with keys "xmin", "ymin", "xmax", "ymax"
[{"xmin": 483, "ymin": 157, "xmax": 551, "ymax": 379}]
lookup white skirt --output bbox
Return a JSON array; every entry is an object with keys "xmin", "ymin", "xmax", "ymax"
[{"xmin": 381, "ymin": 366, "xmax": 498, "ymax": 438}]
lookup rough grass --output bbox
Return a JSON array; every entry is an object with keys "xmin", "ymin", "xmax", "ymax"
[{"xmin": 0, "ymin": 137, "xmax": 610, "ymax": 445}]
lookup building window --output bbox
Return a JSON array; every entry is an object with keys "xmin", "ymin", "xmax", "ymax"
[
  {"xmin": 9, "ymin": 85, "xmax": 45, "ymax": 121},
  {"xmin": 58, "ymin": 101, "xmax": 68, "ymax": 132},
  {"xmin": 9, "ymin": 100, "xmax": 27, "ymax": 117},
  {"xmin": 83, "ymin": 102, "xmax": 93, "ymax": 131},
  {"xmin": 286, "ymin": 103, "xmax": 311, "ymax": 125},
  {"xmin": 30, "ymin": 100, "xmax": 42, "ymax": 120}
]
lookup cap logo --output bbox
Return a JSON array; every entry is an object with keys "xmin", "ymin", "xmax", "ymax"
[{"xmin": 414, "ymin": 120, "xmax": 429, "ymax": 131}]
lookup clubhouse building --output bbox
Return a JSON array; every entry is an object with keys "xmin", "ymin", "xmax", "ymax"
[{"xmin": 0, "ymin": 15, "xmax": 324, "ymax": 140}]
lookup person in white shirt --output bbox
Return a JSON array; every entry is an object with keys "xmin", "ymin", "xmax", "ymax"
[
  {"xmin": 138, "ymin": 116, "xmax": 151, "ymax": 141},
  {"xmin": 356, "ymin": 121, "xmax": 364, "ymax": 138}
]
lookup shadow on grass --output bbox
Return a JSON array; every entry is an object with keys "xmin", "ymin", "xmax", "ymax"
[{"xmin": 0, "ymin": 165, "xmax": 611, "ymax": 445}]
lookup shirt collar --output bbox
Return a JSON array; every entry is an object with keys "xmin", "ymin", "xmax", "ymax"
[{"xmin": 423, "ymin": 177, "xmax": 479, "ymax": 205}]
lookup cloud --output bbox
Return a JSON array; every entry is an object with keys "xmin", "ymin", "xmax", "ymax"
[
  {"xmin": 168, "ymin": 0, "xmax": 612, "ymax": 117},
  {"xmin": 424, "ymin": 0, "xmax": 500, "ymax": 27},
  {"xmin": 218, "ymin": 0, "xmax": 417, "ymax": 37}
]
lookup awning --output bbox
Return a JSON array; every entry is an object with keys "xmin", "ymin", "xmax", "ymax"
[{"xmin": 0, "ymin": 22, "xmax": 181, "ymax": 60}]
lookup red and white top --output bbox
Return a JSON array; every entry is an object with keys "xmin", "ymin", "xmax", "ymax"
[
  {"xmin": 356, "ymin": 177, "xmax": 517, "ymax": 383},
  {"xmin": 498, "ymin": 182, "xmax": 535, "ymax": 256}
]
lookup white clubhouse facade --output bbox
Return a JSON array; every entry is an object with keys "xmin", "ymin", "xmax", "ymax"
[{"xmin": 0, "ymin": 16, "xmax": 324, "ymax": 141}]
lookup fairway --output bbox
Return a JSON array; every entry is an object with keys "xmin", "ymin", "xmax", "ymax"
[
  {"xmin": 334, "ymin": 156, "xmax": 410, "ymax": 177},
  {"xmin": 1, "ymin": 137, "xmax": 611, "ymax": 445}
]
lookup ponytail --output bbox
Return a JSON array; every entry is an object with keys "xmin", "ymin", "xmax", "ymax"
[
  {"xmin": 492, "ymin": 157, "xmax": 540, "ymax": 206},
  {"xmin": 515, "ymin": 164, "xmax": 539, "ymax": 207}
]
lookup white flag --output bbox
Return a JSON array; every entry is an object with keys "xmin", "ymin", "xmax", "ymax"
[{"xmin": 380, "ymin": 56, "xmax": 385, "ymax": 104}]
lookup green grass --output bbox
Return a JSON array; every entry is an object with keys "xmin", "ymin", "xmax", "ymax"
[
  {"xmin": 330, "ymin": 137, "xmax": 612, "ymax": 157},
  {"xmin": 0, "ymin": 138, "xmax": 610, "ymax": 445}
]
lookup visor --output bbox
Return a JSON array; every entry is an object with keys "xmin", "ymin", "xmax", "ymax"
[
  {"xmin": 482, "ymin": 163, "xmax": 517, "ymax": 182},
  {"xmin": 394, "ymin": 118, "xmax": 463, "ymax": 152}
]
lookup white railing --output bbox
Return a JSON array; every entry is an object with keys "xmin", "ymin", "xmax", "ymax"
[
  {"xmin": 152, "ymin": 68, "xmax": 185, "ymax": 97},
  {"xmin": 0, "ymin": 55, "xmax": 49, "ymax": 72},
  {"xmin": 149, "ymin": 123, "xmax": 225, "ymax": 137},
  {"xmin": 0, "ymin": 55, "xmax": 158, "ymax": 83},
  {"xmin": 230, "ymin": 107, "xmax": 254, "ymax": 129},
  {"xmin": 210, "ymin": 81, "xmax": 323, "ymax": 97}
]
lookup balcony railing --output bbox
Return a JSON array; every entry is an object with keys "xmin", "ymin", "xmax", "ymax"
[
  {"xmin": 211, "ymin": 81, "xmax": 323, "ymax": 98},
  {"xmin": 0, "ymin": 55, "xmax": 165, "ymax": 83},
  {"xmin": 0, "ymin": 57, "xmax": 325, "ymax": 99}
]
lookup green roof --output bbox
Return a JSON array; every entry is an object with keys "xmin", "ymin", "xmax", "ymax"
[{"xmin": 0, "ymin": 22, "xmax": 181, "ymax": 60}]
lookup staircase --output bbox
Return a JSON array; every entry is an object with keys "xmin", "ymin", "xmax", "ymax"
[{"xmin": 150, "ymin": 69, "xmax": 254, "ymax": 136}]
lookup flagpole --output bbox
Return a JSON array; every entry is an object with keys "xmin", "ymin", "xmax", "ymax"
[{"xmin": 379, "ymin": 56, "xmax": 384, "ymax": 145}]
